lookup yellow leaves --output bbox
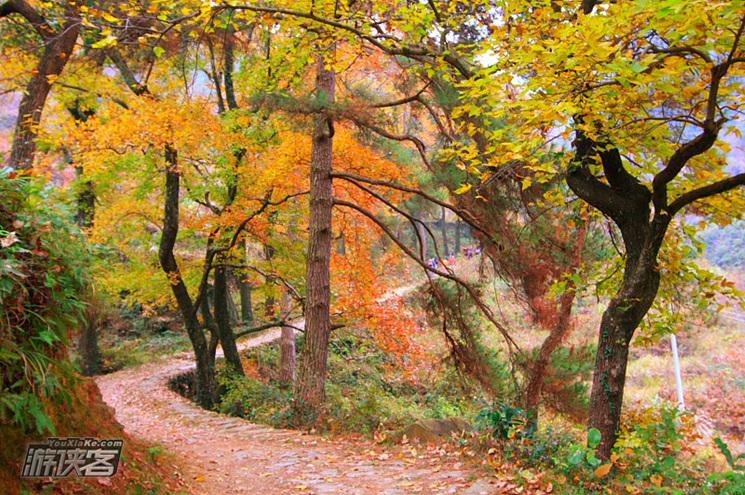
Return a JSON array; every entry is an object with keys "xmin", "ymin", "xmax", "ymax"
[
  {"xmin": 100, "ymin": 12, "xmax": 120, "ymax": 24},
  {"xmin": 91, "ymin": 35, "xmax": 118, "ymax": 49},
  {"xmin": 453, "ymin": 183, "xmax": 472, "ymax": 194}
]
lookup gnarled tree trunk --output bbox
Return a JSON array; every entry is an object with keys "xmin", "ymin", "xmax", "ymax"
[
  {"xmin": 158, "ymin": 145, "xmax": 216, "ymax": 408},
  {"xmin": 587, "ymin": 220, "xmax": 666, "ymax": 458}
]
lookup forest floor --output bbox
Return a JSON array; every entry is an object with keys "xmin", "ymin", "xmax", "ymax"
[{"xmin": 96, "ymin": 327, "xmax": 525, "ymax": 495}]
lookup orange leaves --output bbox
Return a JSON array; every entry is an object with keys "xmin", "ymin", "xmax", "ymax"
[
  {"xmin": 594, "ymin": 463, "xmax": 612, "ymax": 479},
  {"xmin": 330, "ymin": 212, "xmax": 424, "ymax": 374}
]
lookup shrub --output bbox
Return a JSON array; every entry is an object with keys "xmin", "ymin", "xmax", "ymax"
[
  {"xmin": 215, "ymin": 328, "xmax": 480, "ymax": 435},
  {"xmin": 0, "ymin": 172, "xmax": 89, "ymax": 434},
  {"xmin": 476, "ymin": 401, "xmax": 741, "ymax": 494}
]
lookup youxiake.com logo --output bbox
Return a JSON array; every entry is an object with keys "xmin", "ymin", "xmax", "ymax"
[{"xmin": 20, "ymin": 437, "xmax": 123, "ymax": 478}]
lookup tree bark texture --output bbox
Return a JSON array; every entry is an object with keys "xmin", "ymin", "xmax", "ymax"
[
  {"xmin": 294, "ymin": 52, "xmax": 336, "ymax": 413},
  {"xmin": 214, "ymin": 265, "xmax": 244, "ymax": 375},
  {"xmin": 6, "ymin": 3, "xmax": 80, "ymax": 169}
]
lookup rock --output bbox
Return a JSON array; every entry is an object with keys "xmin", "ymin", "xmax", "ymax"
[{"xmin": 393, "ymin": 417, "xmax": 472, "ymax": 444}]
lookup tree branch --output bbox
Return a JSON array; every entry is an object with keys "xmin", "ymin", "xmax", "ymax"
[
  {"xmin": 334, "ymin": 199, "xmax": 519, "ymax": 352},
  {"xmin": 372, "ymin": 81, "xmax": 431, "ymax": 108},
  {"xmin": 331, "ymin": 171, "xmax": 492, "ymax": 239},
  {"xmin": 345, "ymin": 114, "xmax": 432, "ymax": 169},
  {"xmin": 0, "ymin": 0, "xmax": 53, "ymax": 39},
  {"xmin": 652, "ymin": 124, "xmax": 720, "ymax": 211},
  {"xmin": 217, "ymin": 4, "xmax": 473, "ymax": 77},
  {"xmin": 668, "ymin": 173, "xmax": 745, "ymax": 215}
]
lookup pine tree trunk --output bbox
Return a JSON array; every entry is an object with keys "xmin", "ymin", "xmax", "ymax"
[
  {"xmin": 525, "ymin": 291, "xmax": 574, "ymax": 412},
  {"xmin": 416, "ymin": 220, "xmax": 428, "ymax": 260},
  {"xmin": 264, "ymin": 244, "xmax": 276, "ymax": 318},
  {"xmin": 294, "ymin": 52, "xmax": 335, "ymax": 413},
  {"xmin": 214, "ymin": 265, "xmax": 244, "ymax": 375},
  {"xmin": 225, "ymin": 270, "xmax": 240, "ymax": 326},
  {"xmin": 525, "ymin": 223, "xmax": 587, "ymax": 416},
  {"xmin": 238, "ymin": 239, "xmax": 254, "ymax": 323}
]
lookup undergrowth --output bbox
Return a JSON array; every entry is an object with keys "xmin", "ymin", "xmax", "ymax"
[
  {"xmin": 216, "ymin": 328, "xmax": 482, "ymax": 436},
  {"xmin": 476, "ymin": 401, "xmax": 745, "ymax": 494}
]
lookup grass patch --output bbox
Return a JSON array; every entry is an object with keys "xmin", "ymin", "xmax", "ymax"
[{"xmin": 100, "ymin": 329, "xmax": 191, "ymax": 372}]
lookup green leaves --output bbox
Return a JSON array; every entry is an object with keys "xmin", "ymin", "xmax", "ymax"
[
  {"xmin": 715, "ymin": 437, "xmax": 745, "ymax": 472},
  {"xmin": 0, "ymin": 172, "xmax": 87, "ymax": 435},
  {"xmin": 588, "ymin": 427, "xmax": 602, "ymax": 448},
  {"xmin": 0, "ymin": 392, "xmax": 56, "ymax": 435}
]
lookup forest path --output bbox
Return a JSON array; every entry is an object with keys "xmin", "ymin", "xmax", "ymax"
[{"xmin": 96, "ymin": 325, "xmax": 505, "ymax": 494}]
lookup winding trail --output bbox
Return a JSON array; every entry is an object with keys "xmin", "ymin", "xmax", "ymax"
[{"xmin": 96, "ymin": 327, "xmax": 501, "ymax": 494}]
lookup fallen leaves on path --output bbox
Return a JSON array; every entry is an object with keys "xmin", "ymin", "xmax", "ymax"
[{"xmin": 97, "ymin": 330, "xmax": 544, "ymax": 494}]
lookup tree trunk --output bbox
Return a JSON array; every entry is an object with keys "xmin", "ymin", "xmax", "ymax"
[
  {"xmin": 8, "ymin": 7, "xmax": 80, "ymax": 170},
  {"xmin": 78, "ymin": 292, "xmax": 101, "ymax": 376},
  {"xmin": 524, "ymin": 290, "xmax": 574, "ymax": 412},
  {"xmin": 440, "ymin": 207, "xmax": 450, "ymax": 256},
  {"xmin": 225, "ymin": 270, "xmax": 240, "ymax": 326},
  {"xmin": 200, "ymin": 283, "xmax": 220, "ymax": 362},
  {"xmin": 239, "ymin": 279, "xmax": 254, "ymax": 324},
  {"xmin": 264, "ymin": 244, "xmax": 276, "ymax": 318},
  {"xmin": 77, "ymin": 320, "xmax": 100, "ymax": 376},
  {"xmin": 454, "ymin": 219, "xmax": 462, "ymax": 254},
  {"xmin": 416, "ymin": 220, "xmax": 428, "ymax": 260},
  {"xmin": 589, "ymin": 273, "xmax": 660, "ymax": 457},
  {"xmin": 66, "ymin": 101, "xmax": 97, "ymax": 228},
  {"xmin": 294, "ymin": 52, "xmax": 335, "ymax": 413},
  {"xmin": 279, "ymin": 288, "xmax": 295, "ymax": 385},
  {"xmin": 223, "ymin": 25, "xmax": 238, "ymax": 111},
  {"xmin": 75, "ymin": 167, "xmax": 95, "ymax": 228},
  {"xmin": 588, "ymin": 220, "xmax": 666, "ymax": 458},
  {"xmin": 158, "ymin": 146, "xmax": 216, "ymax": 408},
  {"xmin": 525, "ymin": 222, "xmax": 587, "ymax": 416},
  {"xmin": 214, "ymin": 265, "xmax": 244, "ymax": 375}
]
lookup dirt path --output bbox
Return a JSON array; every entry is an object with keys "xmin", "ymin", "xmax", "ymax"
[{"xmin": 96, "ymin": 329, "xmax": 502, "ymax": 494}]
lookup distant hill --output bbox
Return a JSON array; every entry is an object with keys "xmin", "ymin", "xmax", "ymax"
[{"xmin": 701, "ymin": 219, "xmax": 745, "ymax": 270}]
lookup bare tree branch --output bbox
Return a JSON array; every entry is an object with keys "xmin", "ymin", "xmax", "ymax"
[{"xmin": 334, "ymin": 199, "xmax": 519, "ymax": 353}]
